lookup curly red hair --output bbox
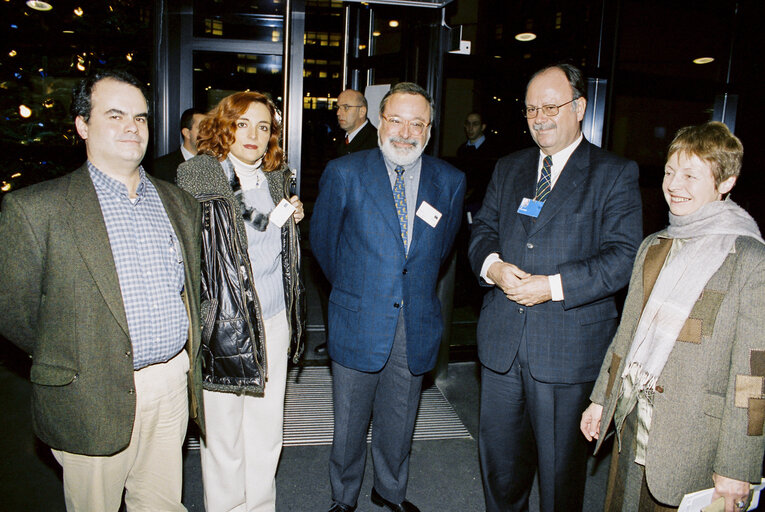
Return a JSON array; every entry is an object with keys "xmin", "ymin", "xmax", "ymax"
[{"xmin": 197, "ymin": 91, "xmax": 284, "ymax": 172}]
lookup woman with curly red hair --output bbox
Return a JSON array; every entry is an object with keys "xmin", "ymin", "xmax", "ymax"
[{"xmin": 177, "ymin": 91, "xmax": 305, "ymax": 512}]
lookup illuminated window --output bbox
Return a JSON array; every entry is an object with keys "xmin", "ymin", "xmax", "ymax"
[{"xmin": 205, "ymin": 18, "xmax": 223, "ymax": 36}]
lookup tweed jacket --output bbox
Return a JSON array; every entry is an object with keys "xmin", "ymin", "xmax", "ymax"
[
  {"xmin": 469, "ymin": 140, "xmax": 643, "ymax": 383},
  {"xmin": 0, "ymin": 165, "xmax": 204, "ymax": 455},
  {"xmin": 591, "ymin": 232, "xmax": 765, "ymax": 505},
  {"xmin": 311, "ymin": 148, "xmax": 465, "ymax": 375},
  {"xmin": 177, "ymin": 154, "xmax": 305, "ymax": 389}
]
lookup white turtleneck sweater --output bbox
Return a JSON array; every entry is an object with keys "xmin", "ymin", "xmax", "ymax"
[{"xmin": 228, "ymin": 152, "xmax": 285, "ymax": 320}]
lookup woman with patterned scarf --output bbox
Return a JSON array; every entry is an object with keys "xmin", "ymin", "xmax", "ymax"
[
  {"xmin": 580, "ymin": 122, "xmax": 764, "ymax": 512},
  {"xmin": 177, "ymin": 91, "xmax": 305, "ymax": 512}
]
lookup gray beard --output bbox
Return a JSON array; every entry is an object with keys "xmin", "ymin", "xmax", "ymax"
[{"xmin": 378, "ymin": 133, "xmax": 429, "ymax": 167}]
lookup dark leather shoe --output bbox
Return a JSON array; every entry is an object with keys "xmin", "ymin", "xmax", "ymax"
[
  {"xmin": 327, "ymin": 502, "xmax": 356, "ymax": 512},
  {"xmin": 371, "ymin": 487, "xmax": 420, "ymax": 512},
  {"xmin": 314, "ymin": 342, "xmax": 328, "ymax": 355}
]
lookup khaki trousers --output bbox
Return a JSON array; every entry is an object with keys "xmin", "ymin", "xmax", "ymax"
[
  {"xmin": 52, "ymin": 351, "xmax": 190, "ymax": 512},
  {"xmin": 200, "ymin": 310, "xmax": 290, "ymax": 512}
]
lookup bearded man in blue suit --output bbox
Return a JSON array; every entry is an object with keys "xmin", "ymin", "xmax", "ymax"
[
  {"xmin": 311, "ymin": 82, "xmax": 465, "ymax": 512},
  {"xmin": 469, "ymin": 64, "xmax": 643, "ymax": 511}
]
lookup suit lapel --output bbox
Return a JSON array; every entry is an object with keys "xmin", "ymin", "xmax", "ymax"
[
  {"xmin": 408, "ymin": 157, "xmax": 443, "ymax": 256},
  {"xmin": 364, "ymin": 151, "xmax": 407, "ymax": 254},
  {"xmin": 642, "ymin": 237, "xmax": 672, "ymax": 308},
  {"xmin": 65, "ymin": 166, "xmax": 130, "ymax": 337},
  {"xmin": 528, "ymin": 141, "xmax": 590, "ymax": 235},
  {"xmin": 514, "ymin": 151, "xmax": 540, "ymax": 234}
]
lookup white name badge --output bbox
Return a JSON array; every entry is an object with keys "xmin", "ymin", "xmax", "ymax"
[
  {"xmin": 270, "ymin": 198, "xmax": 297, "ymax": 228},
  {"xmin": 416, "ymin": 201, "xmax": 442, "ymax": 228}
]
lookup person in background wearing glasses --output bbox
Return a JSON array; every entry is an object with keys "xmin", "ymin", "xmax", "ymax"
[
  {"xmin": 468, "ymin": 63, "xmax": 643, "ymax": 511},
  {"xmin": 335, "ymin": 88, "xmax": 378, "ymax": 158},
  {"xmin": 311, "ymin": 82, "xmax": 466, "ymax": 512}
]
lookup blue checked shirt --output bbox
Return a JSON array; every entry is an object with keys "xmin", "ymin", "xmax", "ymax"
[{"xmin": 88, "ymin": 162, "xmax": 188, "ymax": 369}]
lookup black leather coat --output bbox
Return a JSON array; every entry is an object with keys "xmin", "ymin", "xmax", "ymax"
[{"xmin": 177, "ymin": 154, "xmax": 305, "ymax": 395}]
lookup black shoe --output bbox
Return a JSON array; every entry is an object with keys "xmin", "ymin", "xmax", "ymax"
[
  {"xmin": 370, "ymin": 487, "xmax": 420, "ymax": 512},
  {"xmin": 315, "ymin": 342, "xmax": 328, "ymax": 355},
  {"xmin": 327, "ymin": 502, "xmax": 356, "ymax": 512}
]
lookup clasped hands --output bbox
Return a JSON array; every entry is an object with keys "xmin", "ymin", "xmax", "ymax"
[{"xmin": 487, "ymin": 261, "xmax": 552, "ymax": 306}]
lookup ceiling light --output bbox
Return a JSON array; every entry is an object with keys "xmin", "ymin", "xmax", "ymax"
[
  {"xmin": 9, "ymin": 50, "xmax": 16, "ymax": 57},
  {"xmin": 26, "ymin": 0, "xmax": 52, "ymax": 11},
  {"xmin": 372, "ymin": 31, "xmax": 381, "ymax": 37},
  {"xmin": 693, "ymin": 57, "xmax": 714, "ymax": 64},
  {"xmin": 515, "ymin": 32, "xmax": 536, "ymax": 42},
  {"xmin": 73, "ymin": 6, "xmax": 83, "ymax": 16},
  {"xmin": 19, "ymin": 104, "xmax": 32, "ymax": 118},
  {"xmin": 389, "ymin": 20, "xmax": 399, "ymax": 28}
]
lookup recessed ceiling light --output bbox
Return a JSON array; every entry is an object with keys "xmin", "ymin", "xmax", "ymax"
[
  {"xmin": 26, "ymin": 0, "xmax": 52, "ymax": 11},
  {"xmin": 515, "ymin": 32, "xmax": 536, "ymax": 42},
  {"xmin": 693, "ymin": 57, "xmax": 714, "ymax": 64},
  {"xmin": 389, "ymin": 20, "xmax": 399, "ymax": 28}
]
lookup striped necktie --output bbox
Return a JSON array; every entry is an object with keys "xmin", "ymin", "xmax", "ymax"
[
  {"xmin": 535, "ymin": 155, "xmax": 552, "ymax": 202},
  {"xmin": 393, "ymin": 166, "xmax": 408, "ymax": 252}
]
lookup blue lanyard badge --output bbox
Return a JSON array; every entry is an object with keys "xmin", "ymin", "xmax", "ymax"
[{"xmin": 517, "ymin": 197, "xmax": 544, "ymax": 218}]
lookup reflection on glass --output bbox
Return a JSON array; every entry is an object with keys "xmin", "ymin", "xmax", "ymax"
[
  {"xmin": 194, "ymin": 0, "xmax": 284, "ymax": 41},
  {"xmin": 0, "ymin": 0, "xmax": 152, "ymax": 198},
  {"xmin": 193, "ymin": 52, "xmax": 284, "ymax": 112}
]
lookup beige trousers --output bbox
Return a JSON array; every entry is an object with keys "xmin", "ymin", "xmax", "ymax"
[
  {"xmin": 200, "ymin": 310, "xmax": 290, "ymax": 512},
  {"xmin": 52, "ymin": 350, "xmax": 190, "ymax": 512}
]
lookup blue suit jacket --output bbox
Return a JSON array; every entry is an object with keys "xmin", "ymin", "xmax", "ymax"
[
  {"xmin": 469, "ymin": 140, "xmax": 643, "ymax": 383},
  {"xmin": 311, "ymin": 149, "xmax": 466, "ymax": 375}
]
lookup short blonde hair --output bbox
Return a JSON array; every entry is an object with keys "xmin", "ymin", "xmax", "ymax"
[{"xmin": 667, "ymin": 121, "xmax": 743, "ymax": 186}]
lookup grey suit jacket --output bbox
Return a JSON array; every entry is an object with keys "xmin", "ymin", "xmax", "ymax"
[
  {"xmin": 591, "ymin": 233, "xmax": 765, "ymax": 505},
  {"xmin": 0, "ymin": 165, "xmax": 203, "ymax": 455}
]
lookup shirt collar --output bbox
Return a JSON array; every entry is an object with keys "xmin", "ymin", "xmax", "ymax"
[
  {"xmin": 538, "ymin": 133, "xmax": 583, "ymax": 172},
  {"xmin": 346, "ymin": 120, "xmax": 369, "ymax": 142},
  {"xmin": 180, "ymin": 145, "xmax": 195, "ymax": 161},
  {"xmin": 87, "ymin": 161, "xmax": 147, "ymax": 200},
  {"xmin": 468, "ymin": 134, "xmax": 486, "ymax": 148}
]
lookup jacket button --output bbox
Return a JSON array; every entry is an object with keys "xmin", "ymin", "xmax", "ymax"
[
  {"xmin": 125, "ymin": 350, "xmax": 131, "ymax": 357},
  {"xmin": 518, "ymin": 307, "xmax": 524, "ymax": 313},
  {"xmin": 128, "ymin": 388, "xmax": 135, "ymax": 395},
  {"xmin": 526, "ymin": 243, "xmax": 534, "ymax": 249},
  {"xmin": 655, "ymin": 385, "xmax": 664, "ymax": 393},
  {"xmin": 394, "ymin": 303, "xmax": 400, "ymax": 308},
  {"xmin": 402, "ymin": 269, "xmax": 408, "ymax": 275}
]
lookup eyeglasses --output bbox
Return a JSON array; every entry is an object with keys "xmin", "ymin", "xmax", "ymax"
[
  {"xmin": 522, "ymin": 99, "xmax": 576, "ymax": 119},
  {"xmin": 335, "ymin": 104, "xmax": 363, "ymax": 112},
  {"xmin": 380, "ymin": 114, "xmax": 431, "ymax": 135}
]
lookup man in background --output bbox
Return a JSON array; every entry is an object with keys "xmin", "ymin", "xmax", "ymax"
[
  {"xmin": 153, "ymin": 107, "xmax": 205, "ymax": 182},
  {"xmin": 456, "ymin": 111, "xmax": 500, "ymax": 213},
  {"xmin": 334, "ymin": 88, "xmax": 377, "ymax": 158}
]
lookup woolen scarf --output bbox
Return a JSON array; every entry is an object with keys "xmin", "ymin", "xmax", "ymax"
[{"xmin": 622, "ymin": 198, "xmax": 763, "ymax": 390}]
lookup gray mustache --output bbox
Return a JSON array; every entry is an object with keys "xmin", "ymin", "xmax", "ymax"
[
  {"xmin": 388, "ymin": 136, "xmax": 419, "ymax": 147},
  {"xmin": 533, "ymin": 122, "xmax": 555, "ymax": 131}
]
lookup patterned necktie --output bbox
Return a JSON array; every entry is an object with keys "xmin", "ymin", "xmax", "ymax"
[
  {"xmin": 393, "ymin": 166, "xmax": 408, "ymax": 252},
  {"xmin": 535, "ymin": 155, "xmax": 552, "ymax": 202},
  {"xmin": 345, "ymin": 135, "xmax": 349, "ymax": 145}
]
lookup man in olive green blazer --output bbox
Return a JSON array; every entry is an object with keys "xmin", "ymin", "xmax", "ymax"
[{"xmin": 0, "ymin": 70, "xmax": 203, "ymax": 511}]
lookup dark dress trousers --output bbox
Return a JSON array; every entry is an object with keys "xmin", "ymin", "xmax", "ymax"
[
  {"xmin": 311, "ymin": 148, "xmax": 465, "ymax": 506},
  {"xmin": 335, "ymin": 121, "xmax": 378, "ymax": 158},
  {"xmin": 468, "ymin": 140, "xmax": 642, "ymax": 511},
  {"xmin": 152, "ymin": 148, "xmax": 185, "ymax": 183},
  {"xmin": 0, "ymin": 166, "xmax": 204, "ymax": 455}
]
